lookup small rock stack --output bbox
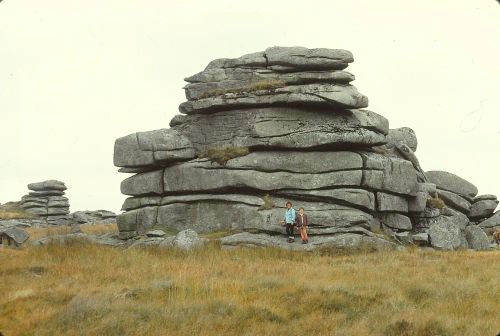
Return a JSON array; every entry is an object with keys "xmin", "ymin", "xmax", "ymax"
[
  {"xmin": 113, "ymin": 46, "xmax": 498, "ymax": 250},
  {"xmin": 20, "ymin": 180, "xmax": 70, "ymax": 225}
]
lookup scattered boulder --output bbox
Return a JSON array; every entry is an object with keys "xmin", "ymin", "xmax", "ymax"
[
  {"xmin": 70, "ymin": 222, "xmax": 82, "ymax": 234},
  {"xmin": 172, "ymin": 229, "xmax": 202, "ymax": 250},
  {"xmin": 0, "ymin": 227, "xmax": 29, "ymax": 247},
  {"xmin": 428, "ymin": 217, "xmax": 462, "ymax": 250}
]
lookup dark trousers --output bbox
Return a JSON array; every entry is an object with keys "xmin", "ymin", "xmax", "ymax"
[{"xmin": 286, "ymin": 223, "xmax": 294, "ymax": 238}]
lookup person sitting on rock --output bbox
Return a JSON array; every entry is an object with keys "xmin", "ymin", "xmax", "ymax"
[
  {"xmin": 280, "ymin": 201, "xmax": 296, "ymax": 243},
  {"xmin": 295, "ymin": 207, "xmax": 309, "ymax": 244}
]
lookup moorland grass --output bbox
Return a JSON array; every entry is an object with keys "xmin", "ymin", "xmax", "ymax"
[{"xmin": 0, "ymin": 227, "xmax": 498, "ymax": 336}]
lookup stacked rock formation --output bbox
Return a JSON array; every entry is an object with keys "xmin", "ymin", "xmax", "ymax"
[
  {"xmin": 19, "ymin": 180, "xmax": 70, "ymax": 226},
  {"xmin": 114, "ymin": 46, "xmax": 498, "ymax": 250}
]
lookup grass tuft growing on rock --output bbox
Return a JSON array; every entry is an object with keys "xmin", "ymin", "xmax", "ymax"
[
  {"xmin": 200, "ymin": 79, "xmax": 287, "ymax": 98},
  {"xmin": 206, "ymin": 146, "xmax": 250, "ymax": 166},
  {"xmin": 258, "ymin": 194, "xmax": 275, "ymax": 211},
  {"xmin": 426, "ymin": 196, "xmax": 445, "ymax": 209}
]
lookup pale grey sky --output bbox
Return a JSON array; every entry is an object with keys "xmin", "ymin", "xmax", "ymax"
[{"xmin": 1, "ymin": 0, "xmax": 499, "ymax": 213}]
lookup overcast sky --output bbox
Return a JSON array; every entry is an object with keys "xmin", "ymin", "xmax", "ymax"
[{"xmin": 1, "ymin": 0, "xmax": 499, "ymax": 213}]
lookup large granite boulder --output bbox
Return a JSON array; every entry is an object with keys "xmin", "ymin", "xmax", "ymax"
[{"xmin": 426, "ymin": 171, "xmax": 478, "ymax": 200}]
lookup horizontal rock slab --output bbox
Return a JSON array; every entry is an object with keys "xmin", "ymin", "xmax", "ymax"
[
  {"xmin": 219, "ymin": 232, "xmax": 396, "ymax": 251},
  {"xmin": 186, "ymin": 67, "xmax": 354, "ymax": 85},
  {"xmin": 28, "ymin": 190, "xmax": 65, "ymax": 197},
  {"xmin": 172, "ymin": 107, "xmax": 388, "ymax": 153},
  {"xmin": 473, "ymin": 194, "xmax": 497, "ymax": 202},
  {"xmin": 225, "ymin": 151, "xmax": 363, "ymax": 173},
  {"xmin": 376, "ymin": 192, "xmax": 408, "ymax": 213},
  {"xmin": 437, "ymin": 189, "xmax": 471, "ymax": 214},
  {"xmin": 114, "ymin": 128, "xmax": 195, "ymax": 169},
  {"xmin": 118, "ymin": 196, "xmax": 374, "ymax": 236},
  {"xmin": 47, "ymin": 208, "xmax": 70, "ymax": 216},
  {"xmin": 47, "ymin": 200, "xmax": 70, "ymax": 208},
  {"xmin": 276, "ymin": 188, "xmax": 375, "ymax": 212},
  {"xmin": 265, "ymin": 46, "xmax": 354, "ymax": 71},
  {"xmin": 426, "ymin": 170, "xmax": 478, "ymax": 199},
  {"xmin": 179, "ymin": 83, "xmax": 368, "ymax": 114},
  {"xmin": 378, "ymin": 213, "xmax": 412, "ymax": 230},
  {"xmin": 385, "ymin": 127, "xmax": 418, "ymax": 152},
  {"xmin": 201, "ymin": 47, "xmax": 353, "ymax": 73},
  {"xmin": 28, "ymin": 180, "xmax": 66, "ymax": 191},
  {"xmin": 184, "ymin": 69, "xmax": 355, "ymax": 100},
  {"xmin": 121, "ymin": 153, "xmax": 417, "ymax": 197},
  {"xmin": 468, "ymin": 199, "xmax": 498, "ymax": 219}
]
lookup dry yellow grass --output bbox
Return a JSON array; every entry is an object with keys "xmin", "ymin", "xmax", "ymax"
[
  {"xmin": 25, "ymin": 223, "xmax": 118, "ymax": 242},
  {"xmin": 0, "ymin": 203, "xmax": 37, "ymax": 220},
  {"xmin": 0, "ymin": 238, "xmax": 499, "ymax": 336}
]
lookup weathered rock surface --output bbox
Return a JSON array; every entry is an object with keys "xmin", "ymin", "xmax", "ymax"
[
  {"xmin": 172, "ymin": 229, "xmax": 202, "ymax": 250},
  {"xmin": 385, "ymin": 127, "xmax": 418, "ymax": 152},
  {"xmin": 473, "ymin": 194, "xmax": 497, "ymax": 202},
  {"xmin": 426, "ymin": 171, "xmax": 478, "ymax": 199},
  {"xmin": 117, "ymin": 196, "xmax": 375, "ymax": 236},
  {"xmin": 71, "ymin": 210, "xmax": 117, "ymax": 224},
  {"xmin": 220, "ymin": 232, "xmax": 396, "ymax": 251},
  {"xmin": 468, "ymin": 200, "xmax": 498, "ymax": 220},
  {"xmin": 428, "ymin": 217, "xmax": 463, "ymax": 250},
  {"xmin": 114, "ymin": 129, "xmax": 195, "ymax": 169},
  {"xmin": 478, "ymin": 211, "xmax": 500, "ymax": 229},
  {"xmin": 121, "ymin": 153, "xmax": 417, "ymax": 197},
  {"xmin": 179, "ymin": 83, "xmax": 368, "ymax": 114},
  {"xmin": 28, "ymin": 180, "xmax": 67, "ymax": 191},
  {"xmin": 112, "ymin": 46, "xmax": 497, "ymax": 250},
  {"xmin": 19, "ymin": 180, "xmax": 70, "ymax": 226},
  {"xmin": 0, "ymin": 227, "xmax": 29, "ymax": 246},
  {"xmin": 464, "ymin": 225, "xmax": 490, "ymax": 250},
  {"xmin": 181, "ymin": 47, "xmax": 361, "ymax": 114},
  {"xmin": 437, "ymin": 189, "xmax": 471, "ymax": 214},
  {"xmin": 378, "ymin": 213, "xmax": 412, "ymax": 230},
  {"xmin": 172, "ymin": 107, "xmax": 388, "ymax": 153}
]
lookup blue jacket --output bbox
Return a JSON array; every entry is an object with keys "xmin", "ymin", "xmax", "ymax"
[{"xmin": 284, "ymin": 208, "xmax": 296, "ymax": 224}]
